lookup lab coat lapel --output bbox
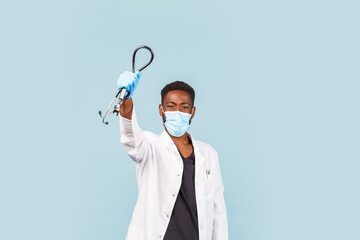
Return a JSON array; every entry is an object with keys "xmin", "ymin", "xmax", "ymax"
[
  {"xmin": 187, "ymin": 132, "xmax": 205, "ymax": 177},
  {"xmin": 159, "ymin": 130, "xmax": 183, "ymax": 170},
  {"xmin": 159, "ymin": 130, "xmax": 174, "ymax": 149}
]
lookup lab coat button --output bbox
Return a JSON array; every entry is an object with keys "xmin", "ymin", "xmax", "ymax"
[
  {"xmin": 159, "ymin": 235, "xmax": 162, "ymax": 238},
  {"xmin": 177, "ymin": 173, "xmax": 180, "ymax": 176},
  {"xmin": 172, "ymin": 193, "xmax": 175, "ymax": 197},
  {"xmin": 166, "ymin": 214, "xmax": 169, "ymax": 217}
]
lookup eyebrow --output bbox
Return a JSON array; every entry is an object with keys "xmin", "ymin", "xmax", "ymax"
[{"xmin": 166, "ymin": 101, "xmax": 191, "ymax": 105}]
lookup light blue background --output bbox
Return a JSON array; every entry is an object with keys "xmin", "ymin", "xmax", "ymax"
[{"xmin": 0, "ymin": 0, "xmax": 359, "ymax": 239}]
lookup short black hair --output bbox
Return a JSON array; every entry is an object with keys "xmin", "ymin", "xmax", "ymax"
[{"xmin": 161, "ymin": 81, "xmax": 195, "ymax": 106}]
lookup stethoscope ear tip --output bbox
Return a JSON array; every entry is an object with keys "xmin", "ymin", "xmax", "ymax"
[{"xmin": 98, "ymin": 110, "xmax": 109, "ymax": 125}]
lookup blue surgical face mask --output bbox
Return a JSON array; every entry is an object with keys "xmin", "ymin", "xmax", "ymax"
[{"xmin": 162, "ymin": 107, "xmax": 193, "ymax": 137}]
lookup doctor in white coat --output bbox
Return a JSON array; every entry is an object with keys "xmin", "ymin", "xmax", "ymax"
[{"xmin": 117, "ymin": 71, "xmax": 228, "ymax": 240}]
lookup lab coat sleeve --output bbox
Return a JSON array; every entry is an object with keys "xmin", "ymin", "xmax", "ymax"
[
  {"xmin": 119, "ymin": 105, "xmax": 152, "ymax": 164},
  {"xmin": 212, "ymin": 151, "xmax": 229, "ymax": 240}
]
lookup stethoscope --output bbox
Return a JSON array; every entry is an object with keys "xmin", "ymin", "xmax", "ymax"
[{"xmin": 98, "ymin": 45, "xmax": 154, "ymax": 125}]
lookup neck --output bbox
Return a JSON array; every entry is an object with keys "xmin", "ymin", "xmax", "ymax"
[{"xmin": 165, "ymin": 128, "xmax": 191, "ymax": 146}]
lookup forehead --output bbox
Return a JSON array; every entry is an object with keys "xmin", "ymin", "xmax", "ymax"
[{"xmin": 163, "ymin": 90, "xmax": 192, "ymax": 104}]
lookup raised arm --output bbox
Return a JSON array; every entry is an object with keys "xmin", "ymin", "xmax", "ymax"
[
  {"xmin": 120, "ymin": 98, "xmax": 133, "ymax": 120},
  {"xmin": 117, "ymin": 71, "xmax": 151, "ymax": 165}
]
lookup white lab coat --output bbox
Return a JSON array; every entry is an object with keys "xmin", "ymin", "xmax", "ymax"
[{"xmin": 119, "ymin": 106, "xmax": 228, "ymax": 240}]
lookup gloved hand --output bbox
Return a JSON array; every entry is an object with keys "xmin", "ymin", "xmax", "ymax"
[{"xmin": 116, "ymin": 71, "xmax": 141, "ymax": 99}]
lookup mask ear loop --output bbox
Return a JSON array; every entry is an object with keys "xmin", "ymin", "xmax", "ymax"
[
  {"xmin": 189, "ymin": 107, "xmax": 194, "ymax": 125},
  {"xmin": 161, "ymin": 105, "xmax": 166, "ymax": 126}
]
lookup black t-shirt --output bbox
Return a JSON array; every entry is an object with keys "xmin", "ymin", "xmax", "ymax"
[{"xmin": 163, "ymin": 149, "xmax": 199, "ymax": 240}]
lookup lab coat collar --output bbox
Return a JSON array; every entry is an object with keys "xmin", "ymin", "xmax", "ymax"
[{"xmin": 159, "ymin": 129, "xmax": 174, "ymax": 147}]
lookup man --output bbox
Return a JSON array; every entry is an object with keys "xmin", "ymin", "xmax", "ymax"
[{"xmin": 117, "ymin": 71, "xmax": 228, "ymax": 240}]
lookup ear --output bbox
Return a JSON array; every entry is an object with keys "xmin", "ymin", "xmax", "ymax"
[
  {"xmin": 159, "ymin": 104, "xmax": 166, "ymax": 123},
  {"xmin": 191, "ymin": 106, "xmax": 196, "ymax": 119},
  {"xmin": 159, "ymin": 104, "xmax": 163, "ymax": 117}
]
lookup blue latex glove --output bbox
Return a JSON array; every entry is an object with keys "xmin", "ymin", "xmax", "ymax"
[{"xmin": 116, "ymin": 71, "xmax": 141, "ymax": 99}]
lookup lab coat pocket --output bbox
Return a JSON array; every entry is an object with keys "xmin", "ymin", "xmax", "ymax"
[{"xmin": 205, "ymin": 168, "xmax": 215, "ymax": 198}]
